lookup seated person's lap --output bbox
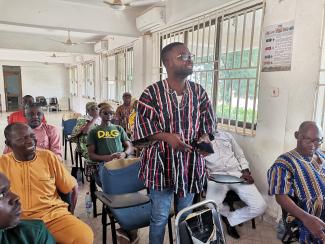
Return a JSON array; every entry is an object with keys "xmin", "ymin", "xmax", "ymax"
[{"xmin": 46, "ymin": 214, "xmax": 93, "ymax": 244}]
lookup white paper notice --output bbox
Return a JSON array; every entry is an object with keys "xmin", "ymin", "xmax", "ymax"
[{"xmin": 262, "ymin": 21, "xmax": 294, "ymax": 72}]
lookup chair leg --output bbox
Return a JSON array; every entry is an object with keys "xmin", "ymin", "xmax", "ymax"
[
  {"xmin": 90, "ymin": 177, "xmax": 97, "ymax": 217},
  {"xmin": 79, "ymin": 153, "xmax": 84, "ymax": 184},
  {"xmin": 168, "ymin": 216, "xmax": 173, "ymax": 244},
  {"xmin": 109, "ymin": 214, "xmax": 117, "ymax": 244},
  {"xmin": 64, "ymin": 138, "xmax": 67, "ymax": 160},
  {"xmin": 69, "ymin": 141, "xmax": 74, "ymax": 165},
  {"xmin": 252, "ymin": 218, "xmax": 256, "ymax": 229},
  {"xmin": 102, "ymin": 205, "xmax": 107, "ymax": 244}
]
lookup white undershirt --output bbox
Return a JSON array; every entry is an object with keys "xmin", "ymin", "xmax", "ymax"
[{"xmin": 176, "ymin": 95, "xmax": 182, "ymax": 104}]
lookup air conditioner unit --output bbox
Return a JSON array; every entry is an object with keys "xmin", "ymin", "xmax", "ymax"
[
  {"xmin": 94, "ymin": 40, "xmax": 109, "ymax": 53},
  {"xmin": 136, "ymin": 6, "xmax": 165, "ymax": 33}
]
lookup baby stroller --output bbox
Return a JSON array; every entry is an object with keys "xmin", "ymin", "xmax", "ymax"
[{"xmin": 175, "ymin": 199, "xmax": 227, "ymax": 244}]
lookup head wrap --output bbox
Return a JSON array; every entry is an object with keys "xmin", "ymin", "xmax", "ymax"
[{"xmin": 85, "ymin": 102, "xmax": 97, "ymax": 112}]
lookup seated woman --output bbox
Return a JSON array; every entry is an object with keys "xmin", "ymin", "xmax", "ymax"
[
  {"xmin": 87, "ymin": 103, "xmax": 135, "ymax": 244},
  {"xmin": 87, "ymin": 103, "xmax": 133, "ymax": 186},
  {"xmin": 0, "ymin": 172, "xmax": 55, "ymax": 244},
  {"xmin": 71, "ymin": 101, "xmax": 101, "ymax": 159}
]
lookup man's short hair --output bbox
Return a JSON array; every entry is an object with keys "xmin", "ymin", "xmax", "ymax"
[
  {"xmin": 161, "ymin": 42, "xmax": 184, "ymax": 66},
  {"xmin": 26, "ymin": 102, "xmax": 41, "ymax": 110},
  {"xmin": 4, "ymin": 123, "xmax": 26, "ymax": 140},
  {"xmin": 122, "ymin": 92, "xmax": 132, "ymax": 98},
  {"xmin": 23, "ymin": 95, "xmax": 33, "ymax": 100}
]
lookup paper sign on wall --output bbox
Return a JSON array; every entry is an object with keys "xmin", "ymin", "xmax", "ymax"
[{"xmin": 261, "ymin": 21, "xmax": 294, "ymax": 72}]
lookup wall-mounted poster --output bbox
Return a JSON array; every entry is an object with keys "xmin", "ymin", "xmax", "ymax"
[{"xmin": 261, "ymin": 21, "xmax": 294, "ymax": 72}]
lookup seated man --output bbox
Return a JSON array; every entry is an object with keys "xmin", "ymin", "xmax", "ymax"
[
  {"xmin": 268, "ymin": 121, "xmax": 325, "ymax": 243},
  {"xmin": 4, "ymin": 103, "xmax": 61, "ymax": 158},
  {"xmin": 0, "ymin": 123, "xmax": 94, "ymax": 244},
  {"xmin": 8, "ymin": 95, "xmax": 46, "ymax": 124},
  {"xmin": 0, "ymin": 172, "xmax": 55, "ymax": 244},
  {"xmin": 205, "ymin": 129, "xmax": 266, "ymax": 239}
]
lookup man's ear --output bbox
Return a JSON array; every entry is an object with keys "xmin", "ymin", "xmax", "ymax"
[
  {"xmin": 5, "ymin": 140, "xmax": 11, "ymax": 147},
  {"xmin": 294, "ymin": 131, "xmax": 299, "ymax": 139}
]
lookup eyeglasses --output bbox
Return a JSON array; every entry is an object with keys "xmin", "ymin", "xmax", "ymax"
[
  {"xmin": 102, "ymin": 111, "xmax": 114, "ymax": 116},
  {"xmin": 176, "ymin": 53, "xmax": 195, "ymax": 61},
  {"xmin": 301, "ymin": 136, "xmax": 323, "ymax": 145}
]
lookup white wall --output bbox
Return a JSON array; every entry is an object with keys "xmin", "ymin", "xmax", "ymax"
[{"xmin": 0, "ymin": 61, "xmax": 69, "ymax": 111}]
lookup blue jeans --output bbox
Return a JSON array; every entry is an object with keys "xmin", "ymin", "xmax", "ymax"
[
  {"xmin": 149, "ymin": 189, "xmax": 194, "ymax": 244},
  {"xmin": 94, "ymin": 162, "xmax": 104, "ymax": 187}
]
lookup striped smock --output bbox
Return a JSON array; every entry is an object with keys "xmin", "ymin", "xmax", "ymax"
[
  {"xmin": 133, "ymin": 79, "xmax": 215, "ymax": 196},
  {"xmin": 268, "ymin": 149, "xmax": 325, "ymax": 243}
]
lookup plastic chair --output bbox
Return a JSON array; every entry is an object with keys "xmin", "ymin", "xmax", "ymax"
[
  {"xmin": 62, "ymin": 115, "xmax": 79, "ymax": 164},
  {"xmin": 48, "ymin": 97, "xmax": 59, "ymax": 112},
  {"xmin": 95, "ymin": 158, "xmax": 174, "ymax": 244}
]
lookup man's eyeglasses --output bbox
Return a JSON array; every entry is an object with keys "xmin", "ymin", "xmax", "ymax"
[
  {"xmin": 176, "ymin": 53, "xmax": 195, "ymax": 61},
  {"xmin": 301, "ymin": 137, "xmax": 324, "ymax": 145},
  {"xmin": 102, "ymin": 111, "xmax": 114, "ymax": 116}
]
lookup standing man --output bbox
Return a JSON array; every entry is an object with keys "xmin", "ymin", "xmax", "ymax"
[
  {"xmin": 115, "ymin": 92, "xmax": 132, "ymax": 131},
  {"xmin": 268, "ymin": 121, "xmax": 325, "ymax": 243},
  {"xmin": 134, "ymin": 42, "xmax": 215, "ymax": 244}
]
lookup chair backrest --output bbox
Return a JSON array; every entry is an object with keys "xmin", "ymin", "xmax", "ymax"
[
  {"xmin": 101, "ymin": 158, "xmax": 144, "ymax": 195},
  {"xmin": 62, "ymin": 118, "xmax": 77, "ymax": 136},
  {"xmin": 49, "ymin": 97, "xmax": 58, "ymax": 105},
  {"xmin": 62, "ymin": 112, "xmax": 81, "ymax": 121},
  {"xmin": 36, "ymin": 96, "xmax": 47, "ymax": 106}
]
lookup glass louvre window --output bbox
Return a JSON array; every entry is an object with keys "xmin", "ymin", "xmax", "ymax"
[
  {"xmin": 155, "ymin": 2, "xmax": 263, "ymax": 135},
  {"xmin": 104, "ymin": 46, "xmax": 134, "ymax": 102},
  {"xmin": 69, "ymin": 66, "xmax": 78, "ymax": 96},
  {"xmin": 83, "ymin": 61, "xmax": 95, "ymax": 99}
]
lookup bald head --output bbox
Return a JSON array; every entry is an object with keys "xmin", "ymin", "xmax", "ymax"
[{"xmin": 295, "ymin": 121, "xmax": 323, "ymax": 157}]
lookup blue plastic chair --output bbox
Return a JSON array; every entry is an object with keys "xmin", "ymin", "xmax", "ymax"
[
  {"xmin": 62, "ymin": 118, "xmax": 77, "ymax": 164},
  {"xmin": 96, "ymin": 158, "xmax": 173, "ymax": 244}
]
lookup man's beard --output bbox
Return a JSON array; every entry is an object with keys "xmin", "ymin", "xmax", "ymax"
[{"xmin": 174, "ymin": 68, "xmax": 193, "ymax": 79}]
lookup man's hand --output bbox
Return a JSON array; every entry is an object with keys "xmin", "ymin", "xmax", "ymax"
[
  {"xmin": 240, "ymin": 169, "xmax": 254, "ymax": 184},
  {"xmin": 197, "ymin": 134, "xmax": 213, "ymax": 156},
  {"xmin": 166, "ymin": 134, "xmax": 192, "ymax": 152},
  {"xmin": 302, "ymin": 215, "xmax": 325, "ymax": 241}
]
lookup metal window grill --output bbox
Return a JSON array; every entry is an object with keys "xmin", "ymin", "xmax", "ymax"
[
  {"xmin": 314, "ymin": 7, "xmax": 325, "ymax": 136},
  {"xmin": 154, "ymin": 1, "xmax": 264, "ymax": 136},
  {"xmin": 69, "ymin": 66, "xmax": 78, "ymax": 96},
  {"xmin": 82, "ymin": 61, "xmax": 95, "ymax": 99},
  {"xmin": 103, "ymin": 46, "xmax": 134, "ymax": 102}
]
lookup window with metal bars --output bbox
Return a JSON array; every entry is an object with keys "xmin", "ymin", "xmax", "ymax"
[
  {"xmin": 155, "ymin": 3, "xmax": 263, "ymax": 135},
  {"xmin": 69, "ymin": 66, "xmax": 78, "ymax": 96},
  {"xmin": 82, "ymin": 61, "xmax": 95, "ymax": 99},
  {"xmin": 102, "ymin": 47, "xmax": 133, "ymax": 102},
  {"xmin": 314, "ymin": 19, "xmax": 325, "ymax": 138}
]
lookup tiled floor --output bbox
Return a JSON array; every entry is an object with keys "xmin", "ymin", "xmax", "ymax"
[{"xmin": 0, "ymin": 111, "xmax": 284, "ymax": 244}]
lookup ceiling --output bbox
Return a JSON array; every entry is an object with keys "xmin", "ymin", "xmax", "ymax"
[{"xmin": 0, "ymin": 0, "xmax": 160, "ymax": 64}]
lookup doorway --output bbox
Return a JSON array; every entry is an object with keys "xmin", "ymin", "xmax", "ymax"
[{"xmin": 2, "ymin": 66, "xmax": 22, "ymax": 112}]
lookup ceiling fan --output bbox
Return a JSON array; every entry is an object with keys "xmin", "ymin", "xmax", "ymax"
[
  {"xmin": 103, "ymin": 0, "xmax": 164, "ymax": 10},
  {"xmin": 47, "ymin": 53, "xmax": 70, "ymax": 58},
  {"xmin": 49, "ymin": 31, "xmax": 96, "ymax": 46}
]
